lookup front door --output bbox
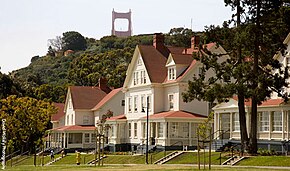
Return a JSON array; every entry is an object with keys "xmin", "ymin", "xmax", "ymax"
[{"xmin": 220, "ymin": 113, "xmax": 230, "ymax": 139}]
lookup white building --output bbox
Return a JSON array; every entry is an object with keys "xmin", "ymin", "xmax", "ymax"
[
  {"xmin": 106, "ymin": 33, "xmax": 227, "ymax": 151},
  {"xmin": 213, "ymin": 32, "xmax": 290, "ymax": 152},
  {"xmin": 48, "ymin": 80, "xmax": 124, "ymax": 150}
]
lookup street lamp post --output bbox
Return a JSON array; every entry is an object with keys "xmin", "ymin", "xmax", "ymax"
[{"xmin": 145, "ymin": 96, "xmax": 149, "ymax": 164}]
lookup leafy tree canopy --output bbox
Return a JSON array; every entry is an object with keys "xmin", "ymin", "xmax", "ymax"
[
  {"xmin": 0, "ymin": 95, "xmax": 56, "ymax": 152},
  {"xmin": 62, "ymin": 31, "xmax": 87, "ymax": 51}
]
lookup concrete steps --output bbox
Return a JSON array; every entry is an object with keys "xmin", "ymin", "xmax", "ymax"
[
  {"xmin": 222, "ymin": 156, "xmax": 247, "ymax": 166},
  {"xmin": 87, "ymin": 156, "xmax": 107, "ymax": 165},
  {"xmin": 44, "ymin": 156, "xmax": 63, "ymax": 166},
  {"xmin": 154, "ymin": 151, "xmax": 184, "ymax": 165}
]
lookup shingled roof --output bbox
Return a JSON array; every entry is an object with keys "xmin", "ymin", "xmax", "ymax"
[
  {"xmin": 138, "ymin": 45, "xmax": 168, "ymax": 83},
  {"xmin": 51, "ymin": 103, "xmax": 65, "ymax": 121},
  {"xmin": 92, "ymin": 87, "xmax": 122, "ymax": 111},
  {"xmin": 69, "ymin": 86, "xmax": 108, "ymax": 110},
  {"xmin": 143, "ymin": 110, "xmax": 206, "ymax": 119}
]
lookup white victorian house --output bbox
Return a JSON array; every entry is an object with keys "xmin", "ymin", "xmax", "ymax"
[
  {"xmin": 48, "ymin": 79, "xmax": 125, "ymax": 150},
  {"xmin": 213, "ymin": 32, "xmax": 290, "ymax": 152},
  {"xmin": 106, "ymin": 33, "xmax": 228, "ymax": 151}
]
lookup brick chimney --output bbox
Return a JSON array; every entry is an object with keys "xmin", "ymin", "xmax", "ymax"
[
  {"xmin": 153, "ymin": 33, "xmax": 170, "ymax": 57},
  {"xmin": 98, "ymin": 77, "xmax": 112, "ymax": 94},
  {"xmin": 191, "ymin": 36, "xmax": 200, "ymax": 49}
]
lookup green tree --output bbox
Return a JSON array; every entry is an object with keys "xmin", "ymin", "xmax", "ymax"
[
  {"xmin": 165, "ymin": 27, "xmax": 194, "ymax": 47},
  {"xmin": 68, "ymin": 47, "xmax": 134, "ymax": 88},
  {"xmin": 183, "ymin": 0, "xmax": 290, "ymax": 155},
  {"xmin": 0, "ymin": 95, "xmax": 56, "ymax": 152},
  {"xmin": 0, "ymin": 72, "xmax": 24, "ymax": 99},
  {"xmin": 34, "ymin": 84, "xmax": 67, "ymax": 103},
  {"xmin": 62, "ymin": 31, "xmax": 87, "ymax": 51}
]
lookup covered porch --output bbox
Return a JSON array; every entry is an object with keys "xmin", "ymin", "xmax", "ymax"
[
  {"xmin": 213, "ymin": 98, "xmax": 290, "ymax": 141},
  {"xmin": 47, "ymin": 125, "xmax": 97, "ymax": 149}
]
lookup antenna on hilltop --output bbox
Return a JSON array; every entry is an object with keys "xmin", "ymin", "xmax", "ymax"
[{"xmin": 191, "ymin": 18, "xmax": 193, "ymax": 30}]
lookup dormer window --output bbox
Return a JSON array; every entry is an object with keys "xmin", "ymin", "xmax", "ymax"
[{"xmin": 168, "ymin": 67, "xmax": 176, "ymax": 80}]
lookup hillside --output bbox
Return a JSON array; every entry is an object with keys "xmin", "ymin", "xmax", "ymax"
[{"xmin": 7, "ymin": 28, "xmax": 196, "ymax": 103}]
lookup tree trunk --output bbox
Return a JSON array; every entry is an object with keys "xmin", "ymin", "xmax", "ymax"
[
  {"xmin": 236, "ymin": 0, "xmax": 249, "ymax": 155},
  {"xmin": 249, "ymin": 0, "xmax": 261, "ymax": 155}
]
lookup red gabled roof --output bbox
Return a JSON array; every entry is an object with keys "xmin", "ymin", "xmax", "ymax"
[
  {"xmin": 143, "ymin": 110, "xmax": 206, "ymax": 119},
  {"xmin": 51, "ymin": 103, "xmax": 65, "ymax": 121},
  {"xmin": 106, "ymin": 114, "xmax": 126, "ymax": 121},
  {"xmin": 92, "ymin": 88, "xmax": 122, "ymax": 111},
  {"xmin": 168, "ymin": 47, "xmax": 186, "ymax": 54},
  {"xmin": 139, "ymin": 45, "xmax": 167, "ymax": 83},
  {"xmin": 171, "ymin": 54, "xmax": 193, "ymax": 65},
  {"xmin": 232, "ymin": 97, "xmax": 284, "ymax": 107},
  {"xmin": 51, "ymin": 125, "xmax": 96, "ymax": 131},
  {"xmin": 70, "ymin": 86, "xmax": 108, "ymax": 110}
]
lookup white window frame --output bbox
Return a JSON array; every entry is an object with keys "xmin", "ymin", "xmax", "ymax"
[
  {"xmin": 273, "ymin": 111, "xmax": 282, "ymax": 132},
  {"xmin": 70, "ymin": 114, "xmax": 73, "ymax": 125},
  {"xmin": 147, "ymin": 95, "xmax": 152, "ymax": 111},
  {"xmin": 111, "ymin": 125, "xmax": 115, "ymax": 137},
  {"xmin": 134, "ymin": 71, "xmax": 139, "ymax": 85},
  {"xmin": 84, "ymin": 133, "xmax": 90, "ymax": 143},
  {"xmin": 181, "ymin": 122, "xmax": 189, "ymax": 138},
  {"xmin": 259, "ymin": 112, "xmax": 269, "ymax": 132},
  {"xmin": 141, "ymin": 70, "xmax": 146, "ymax": 84},
  {"xmin": 134, "ymin": 96, "xmax": 138, "ymax": 112},
  {"xmin": 134, "ymin": 123, "xmax": 137, "ymax": 138},
  {"xmin": 169, "ymin": 94, "xmax": 174, "ymax": 110},
  {"xmin": 141, "ymin": 95, "xmax": 145, "ymax": 112},
  {"xmin": 128, "ymin": 97, "xmax": 132, "ymax": 113},
  {"xmin": 128, "ymin": 123, "xmax": 132, "ymax": 138},
  {"xmin": 168, "ymin": 67, "xmax": 176, "ymax": 80},
  {"xmin": 170, "ymin": 122, "xmax": 178, "ymax": 138},
  {"xmin": 83, "ymin": 115, "xmax": 89, "ymax": 125},
  {"xmin": 91, "ymin": 133, "xmax": 96, "ymax": 142},
  {"xmin": 233, "ymin": 113, "xmax": 240, "ymax": 132}
]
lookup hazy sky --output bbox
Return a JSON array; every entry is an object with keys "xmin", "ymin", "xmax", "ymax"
[{"xmin": 0, "ymin": 0, "xmax": 232, "ymax": 74}]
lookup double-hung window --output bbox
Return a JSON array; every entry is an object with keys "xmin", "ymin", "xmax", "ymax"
[
  {"xmin": 133, "ymin": 72, "xmax": 139, "ymax": 85},
  {"xmin": 128, "ymin": 123, "xmax": 132, "ymax": 138},
  {"xmin": 273, "ymin": 111, "xmax": 282, "ymax": 131},
  {"xmin": 128, "ymin": 97, "xmax": 132, "ymax": 112},
  {"xmin": 168, "ymin": 67, "xmax": 175, "ymax": 80},
  {"xmin": 134, "ymin": 96, "xmax": 138, "ymax": 112},
  {"xmin": 134, "ymin": 123, "xmax": 137, "ymax": 138},
  {"xmin": 233, "ymin": 113, "xmax": 240, "ymax": 131},
  {"xmin": 140, "ymin": 70, "xmax": 146, "ymax": 84},
  {"xmin": 259, "ymin": 112, "xmax": 269, "ymax": 131},
  {"xmin": 169, "ymin": 94, "xmax": 174, "ymax": 110}
]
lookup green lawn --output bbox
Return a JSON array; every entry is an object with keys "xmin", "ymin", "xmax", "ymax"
[
  {"xmin": 5, "ymin": 151, "xmax": 290, "ymax": 170},
  {"xmin": 3, "ymin": 164, "xmax": 290, "ymax": 171},
  {"xmin": 237, "ymin": 156, "xmax": 290, "ymax": 167},
  {"xmin": 166, "ymin": 152, "xmax": 229, "ymax": 165}
]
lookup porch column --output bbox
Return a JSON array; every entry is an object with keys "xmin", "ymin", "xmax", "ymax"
[
  {"xmin": 282, "ymin": 110, "xmax": 285, "ymax": 139},
  {"xmin": 217, "ymin": 113, "xmax": 220, "ymax": 139},
  {"xmin": 167, "ymin": 122, "xmax": 170, "ymax": 145},
  {"xmin": 286, "ymin": 110, "xmax": 290, "ymax": 140},
  {"xmin": 269, "ymin": 111, "xmax": 272, "ymax": 140},
  {"xmin": 230, "ymin": 112, "xmax": 233, "ymax": 139},
  {"xmin": 115, "ymin": 124, "xmax": 118, "ymax": 138},
  {"xmin": 163, "ymin": 122, "xmax": 167, "ymax": 146},
  {"xmin": 189, "ymin": 122, "xmax": 192, "ymax": 146},
  {"xmin": 63, "ymin": 133, "xmax": 66, "ymax": 148}
]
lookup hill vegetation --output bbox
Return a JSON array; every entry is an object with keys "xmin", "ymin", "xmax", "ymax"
[{"xmin": 3, "ymin": 28, "xmax": 196, "ymax": 103}]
